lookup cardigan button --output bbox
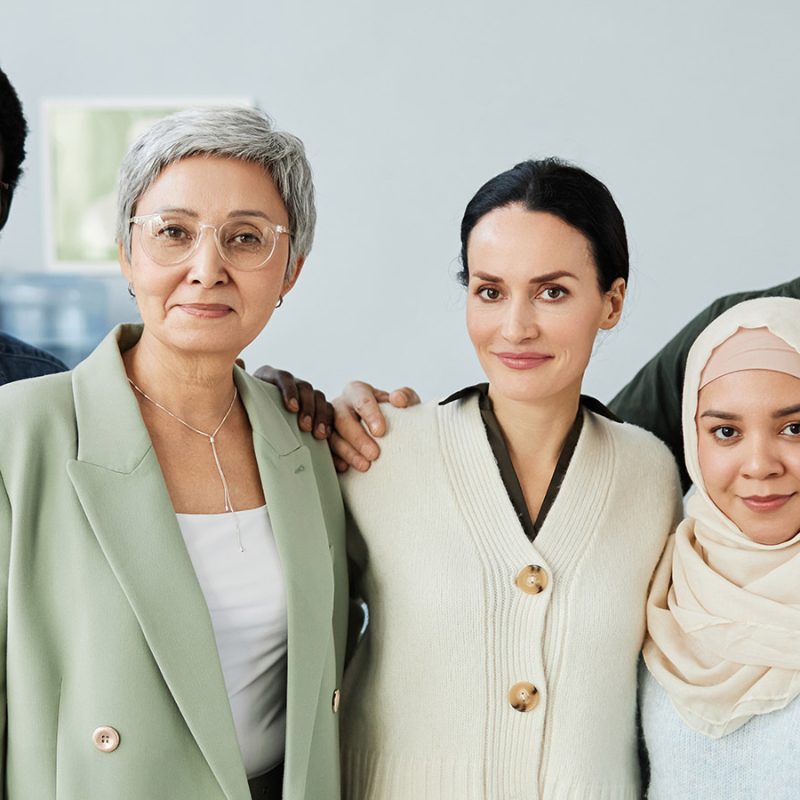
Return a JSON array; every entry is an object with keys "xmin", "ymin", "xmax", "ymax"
[
  {"xmin": 515, "ymin": 565, "xmax": 548, "ymax": 594},
  {"xmin": 92, "ymin": 726, "xmax": 120, "ymax": 753},
  {"xmin": 332, "ymin": 688, "xmax": 341, "ymax": 713},
  {"xmin": 508, "ymin": 682, "xmax": 539, "ymax": 712}
]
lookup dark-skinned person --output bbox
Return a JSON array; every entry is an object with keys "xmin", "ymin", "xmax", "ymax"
[{"xmin": 0, "ymin": 65, "xmax": 66, "ymax": 384}]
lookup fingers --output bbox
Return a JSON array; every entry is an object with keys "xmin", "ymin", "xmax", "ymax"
[
  {"xmin": 252, "ymin": 365, "xmax": 332, "ymax": 439},
  {"xmin": 342, "ymin": 381, "xmax": 389, "ymax": 437},
  {"xmin": 332, "ymin": 453, "xmax": 350, "ymax": 474},
  {"xmin": 387, "ymin": 386, "xmax": 421, "ymax": 408},
  {"xmin": 253, "ymin": 366, "xmax": 301, "ymax": 413},
  {"xmin": 312, "ymin": 394, "xmax": 333, "ymax": 440},
  {"xmin": 330, "ymin": 430, "xmax": 372, "ymax": 473}
]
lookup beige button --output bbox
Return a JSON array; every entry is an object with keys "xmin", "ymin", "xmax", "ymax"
[
  {"xmin": 515, "ymin": 564, "xmax": 548, "ymax": 595},
  {"xmin": 92, "ymin": 726, "xmax": 120, "ymax": 753},
  {"xmin": 508, "ymin": 682, "xmax": 539, "ymax": 712},
  {"xmin": 332, "ymin": 688, "xmax": 341, "ymax": 713}
]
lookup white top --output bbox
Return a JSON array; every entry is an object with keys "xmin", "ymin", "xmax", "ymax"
[
  {"xmin": 340, "ymin": 398, "xmax": 682, "ymax": 800},
  {"xmin": 640, "ymin": 664, "xmax": 800, "ymax": 799},
  {"xmin": 176, "ymin": 505, "xmax": 287, "ymax": 779}
]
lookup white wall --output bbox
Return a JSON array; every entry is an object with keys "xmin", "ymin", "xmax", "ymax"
[{"xmin": 2, "ymin": 0, "xmax": 799, "ymax": 401}]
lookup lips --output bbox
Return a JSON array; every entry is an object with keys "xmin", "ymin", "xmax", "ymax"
[
  {"xmin": 177, "ymin": 303, "xmax": 233, "ymax": 319},
  {"xmin": 740, "ymin": 494, "xmax": 795, "ymax": 513},
  {"xmin": 494, "ymin": 352, "xmax": 553, "ymax": 370}
]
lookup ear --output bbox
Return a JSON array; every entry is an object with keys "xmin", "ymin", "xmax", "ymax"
[
  {"xmin": 281, "ymin": 254, "xmax": 306, "ymax": 297},
  {"xmin": 118, "ymin": 240, "xmax": 133, "ymax": 282},
  {"xmin": 598, "ymin": 277, "xmax": 626, "ymax": 331}
]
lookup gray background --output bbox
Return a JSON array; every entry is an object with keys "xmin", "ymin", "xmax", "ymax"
[{"xmin": 1, "ymin": 1, "xmax": 798, "ymax": 401}]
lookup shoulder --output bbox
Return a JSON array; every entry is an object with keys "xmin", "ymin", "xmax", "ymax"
[
  {"xmin": 0, "ymin": 332, "xmax": 68, "ymax": 383},
  {"xmin": 339, "ymin": 400, "xmax": 445, "ymax": 496},
  {"xmin": 706, "ymin": 275, "xmax": 800, "ymax": 312},
  {"xmin": 236, "ymin": 370, "xmax": 337, "ymax": 475},
  {"xmin": 0, "ymin": 371, "xmax": 77, "ymax": 471},
  {"xmin": 672, "ymin": 277, "xmax": 800, "ymax": 350},
  {"xmin": 0, "ymin": 369, "xmax": 74, "ymax": 417},
  {"xmin": 239, "ymin": 371, "xmax": 289, "ymax": 416},
  {"xmin": 590, "ymin": 412, "xmax": 681, "ymax": 479},
  {"xmin": 381, "ymin": 399, "xmax": 441, "ymax": 434}
]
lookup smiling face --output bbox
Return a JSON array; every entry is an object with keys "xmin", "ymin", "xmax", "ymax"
[
  {"xmin": 465, "ymin": 205, "xmax": 625, "ymax": 405},
  {"xmin": 119, "ymin": 155, "xmax": 301, "ymax": 359},
  {"xmin": 697, "ymin": 369, "xmax": 800, "ymax": 545}
]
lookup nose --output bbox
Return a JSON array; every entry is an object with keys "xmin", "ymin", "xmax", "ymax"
[
  {"xmin": 501, "ymin": 296, "xmax": 539, "ymax": 343},
  {"xmin": 185, "ymin": 226, "xmax": 229, "ymax": 287},
  {"xmin": 741, "ymin": 434, "xmax": 784, "ymax": 481}
]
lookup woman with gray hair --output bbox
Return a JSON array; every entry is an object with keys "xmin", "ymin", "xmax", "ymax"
[{"xmin": 0, "ymin": 107, "xmax": 346, "ymax": 800}]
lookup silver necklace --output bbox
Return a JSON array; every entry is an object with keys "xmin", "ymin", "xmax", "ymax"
[{"xmin": 127, "ymin": 377, "xmax": 245, "ymax": 552}]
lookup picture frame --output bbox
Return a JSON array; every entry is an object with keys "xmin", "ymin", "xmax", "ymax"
[{"xmin": 42, "ymin": 97, "xmax": 252, "ymax": 272}]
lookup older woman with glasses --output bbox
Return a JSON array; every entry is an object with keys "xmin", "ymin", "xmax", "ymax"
[{"xmin": 0, "ymin": 107, "xmax": 346, "ymax": 800}]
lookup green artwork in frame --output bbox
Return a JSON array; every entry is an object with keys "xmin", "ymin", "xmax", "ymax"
[{"xmin": 44, "ymin": 99, "xmax": 251, "ymax": 271}]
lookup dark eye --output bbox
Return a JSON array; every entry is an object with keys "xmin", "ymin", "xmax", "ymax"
[
  {"xmin": 782, "ymin": 422, "xmax": 800, "ymax": 437},
  {"xmin": 712, "ymin": 426, "xmax": 739, "ymax": 441},
  {"xmin": 540, "ymin": 286, "xmax": 567, "ymax": 301},
  {"xmin": 477, "ymin": 286, "xmax": 501, "ymax": 301},
  {"xmin": 155, "ymin": 224, "xmax": 191, "ymax": 241},
  {"xmin": 223, "ymin": 224, "xmax": 268, "ymax": 251},
  {"xmin": 230, "ymin": 231, "xmax": 264, "ymax": 246}
]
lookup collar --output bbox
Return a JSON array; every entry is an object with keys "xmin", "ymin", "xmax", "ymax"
[{"xmin": 439, "ymin": 382, "xmax": 622, "ymax": 422}]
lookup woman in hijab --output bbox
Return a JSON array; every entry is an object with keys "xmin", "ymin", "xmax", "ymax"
[{"xmin": 642, "ymin": 296, "xmax": 800, "ymax": 798}]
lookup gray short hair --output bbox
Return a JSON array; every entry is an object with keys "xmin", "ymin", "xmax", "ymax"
[{"xmin": 116, "ymin": 106, "xmax": 315, "ymax": 278}]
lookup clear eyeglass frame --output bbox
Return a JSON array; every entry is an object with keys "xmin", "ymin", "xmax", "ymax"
[{"xmin": 129, "ymin": 213, "xmax": 292, "ymax": 271}]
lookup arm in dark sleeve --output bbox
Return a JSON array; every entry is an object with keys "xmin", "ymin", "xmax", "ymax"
[
  {"xmin": 609, "ymin": 277, "xmax": 800, "ymax": 492},
  {"xmin": 344, "ymin": 508, "xmax": 368, "ymax": 667}
]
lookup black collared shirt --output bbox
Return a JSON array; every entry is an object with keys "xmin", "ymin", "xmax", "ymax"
[{"xmin": 440, "ymin": 384, "xmax": 620, "ymax": 542}]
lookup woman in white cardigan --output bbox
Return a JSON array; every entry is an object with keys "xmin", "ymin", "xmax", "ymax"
[
  {"xmin": 328, "ymin": 159, "xmax": 683, "ymax": 799},
  {"xmin": 642, "ymin": 297, "xmax": 800, "ymax": 798}
]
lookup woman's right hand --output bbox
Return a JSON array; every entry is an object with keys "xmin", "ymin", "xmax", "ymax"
[{"xmin": 331, "ymin": 382, "xmax": 420, "ymax": 473}]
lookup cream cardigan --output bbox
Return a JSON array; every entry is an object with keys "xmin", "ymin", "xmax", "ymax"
[{"xmin": 340, "ymin": 395, "xmax": 682, "ymax": 800}]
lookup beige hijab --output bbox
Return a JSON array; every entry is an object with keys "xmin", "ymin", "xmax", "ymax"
[{"xmin": 643, "ymin": 297, "xmax": 800, "ymax": 738}]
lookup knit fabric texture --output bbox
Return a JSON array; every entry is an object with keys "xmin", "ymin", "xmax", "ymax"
[
  {"xmin": 340, "ymin": 396, "xmax": 682, "ymax": 799},
  {"xmin": 640, "ymin": 664, "xmax": 800, "ymax": 799}
]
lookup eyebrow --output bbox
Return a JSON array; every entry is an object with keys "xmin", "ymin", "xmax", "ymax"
[
  {"xmin": 153, "ymin": 207, "xmax": 272, "ymax": 221},
  {"xmin": 154, "ymin": 207, "xmax": 198, "ymax": 217},
  {"xmin": 470, "ymin": 270, "xmax": 578, "ymax": 284},
  {"xmin": 699, "ymin": 410, "xmax": 741, "ymax": 421},
  {"xmin": 228, "ymin": 209, "xmax": 270, "ymax": 220},
  {"xmin": 699, "ymin": 403, "xmax": 800, "ymax": 421}
]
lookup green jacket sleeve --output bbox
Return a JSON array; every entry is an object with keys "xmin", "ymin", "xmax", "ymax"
[
  {"xmin": 0, "ymin": 473, "xmax": 9, "ymax": 789},
  {"xmin": 609, "ymin": 277, "xmax": 800, "ymax": 492}
]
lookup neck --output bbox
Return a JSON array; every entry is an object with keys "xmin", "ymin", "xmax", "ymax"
[
  {"xmin": 123, "ymin": 328, "xmax": 238, "ymax": 425},
  {"xmin": 488, "ymin": 383, "xmax": 581, "ymax": 466}
]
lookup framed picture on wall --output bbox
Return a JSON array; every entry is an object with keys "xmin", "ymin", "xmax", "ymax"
[{"xmin": 42, "ymin": 97, "xmax": 252, "ymax": 272}]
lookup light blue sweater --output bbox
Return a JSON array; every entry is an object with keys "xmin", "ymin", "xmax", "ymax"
[{"xmin": 640, "ymin": 663, "xmax": 800, "ymax": 799}]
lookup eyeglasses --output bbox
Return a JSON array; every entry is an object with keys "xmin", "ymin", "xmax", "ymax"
[{"xmin": 129, "ymin": 213, "xmax": 292, "ymax": 271}]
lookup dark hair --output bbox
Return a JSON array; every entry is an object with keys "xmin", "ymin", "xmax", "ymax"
[
  {"xmin": 458, "ymin": 158, "xmax": 628, "ymax": 291},
  {"xmin": 0, "ymin": 66, "xmax": 28, "ymax": 229}
]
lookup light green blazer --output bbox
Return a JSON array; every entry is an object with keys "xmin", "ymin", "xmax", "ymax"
[{"xmin": 0, "ymin": 325, "xmax": 347, "ymax": 799}]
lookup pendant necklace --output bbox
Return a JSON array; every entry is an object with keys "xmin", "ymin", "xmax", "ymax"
[{"xmin": 127, "ymin": 377, "xmax": 245, "ymax": 552}]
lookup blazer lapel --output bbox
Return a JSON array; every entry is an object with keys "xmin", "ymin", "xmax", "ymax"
[
  {"xmin": 67, "ymin": 326, "xmax": 249, "ymax": 800},
  {"xmin": 237, "ymin": 373, "xmax": 335, "ymax": 797}
]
